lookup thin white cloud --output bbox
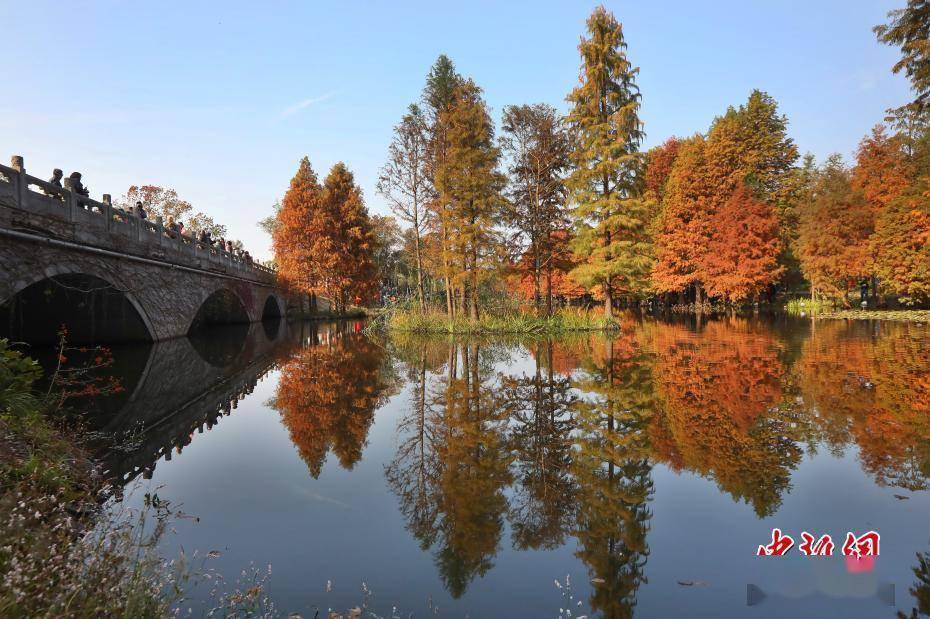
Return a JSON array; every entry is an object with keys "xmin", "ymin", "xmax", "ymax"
[{"xmin": 280, "ymin": 92, "xmax": 336, "ymax": 119}]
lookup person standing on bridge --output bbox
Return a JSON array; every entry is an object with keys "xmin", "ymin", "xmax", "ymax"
[
  {"xmin": 68, "ymin": 172, "xmax": 89, "ymax": 197},
  {"xmin": 134, "ymin": 201, "xmax": 147, "ymax": 220},
  {"xmin": 46, "ymin": 168, "xmax": 63, "ymax": 193}
]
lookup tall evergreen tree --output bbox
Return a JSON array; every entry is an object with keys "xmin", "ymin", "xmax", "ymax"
[
  {"xmin": 566, "ymin": 6, "xmax": 654, "ymax": 317},
  {"xmin": 435, "ymin": 80, "xmax": 505, "ymax": 320},
  {"xmin": 422, "ymin": 55, "xmax": 464, "ymax": 317}
]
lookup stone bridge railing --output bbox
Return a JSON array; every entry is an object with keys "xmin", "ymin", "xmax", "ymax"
[{"xmin": 0, "ymin": 156, "xmax": 275, "ymax": 284}]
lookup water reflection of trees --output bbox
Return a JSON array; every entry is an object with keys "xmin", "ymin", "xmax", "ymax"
[
  {"xmin": 502, "ymin": 340, "xmax": 576, "ymax": 552},
  {"xmin": 649, "ymin": 318, "xmax": 803, "ymax": 517},
  {"xmin": 798, "ymin": 320, "xmax": 930, "ymax": 491},
  {"xmin": 274, "ymin": 324, "xmax": 395, "ymax": 478},
  {"xmin": 387, "ymin": 342, "xmax": 513, "ymax": 598},
  {"xmin": 387, "ymin": 332, "xmax": 655, "ymax": 612},
  {"xmin": 571, "ymin": 327, "xmax": 655, "ymax": 618},
  {"xmin": 381, "ymin": 318, "xmax": 930, "ymax": 604}
]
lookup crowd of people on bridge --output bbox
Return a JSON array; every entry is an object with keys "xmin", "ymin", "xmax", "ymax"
[{"xmin": 44, "ymin": 168, "xmax": 256, "ymax": 266}]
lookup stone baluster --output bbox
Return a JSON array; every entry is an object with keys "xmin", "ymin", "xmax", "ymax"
[
  {"xmin": 102, "ymin": 194, "xmax": 113, "ymax": 231},
  {"xmin": 10, "ymin": 156, "xmax": 26, "ymax": 209},
  {"xmin": 62, "ymin": 177, "xmax": 78, "ymax": 221}
]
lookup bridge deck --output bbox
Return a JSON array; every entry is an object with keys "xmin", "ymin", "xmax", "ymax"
[{"xmin": 0, "ymin": 158, "xmax": 274, "ymax": 284}]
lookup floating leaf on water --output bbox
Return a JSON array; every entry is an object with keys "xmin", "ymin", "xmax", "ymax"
[
  {"xmin": 894, "ymin": 494, "xmax": 910, "ymax": 500},
  {"xmin": 590, "ymin": 578, "xmax": 605, "ymax": 584}
]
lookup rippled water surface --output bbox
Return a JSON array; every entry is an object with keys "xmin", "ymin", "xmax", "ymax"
[{"xmin": 89, "ymin": 316, "xmax": 930, "ymax": 618}]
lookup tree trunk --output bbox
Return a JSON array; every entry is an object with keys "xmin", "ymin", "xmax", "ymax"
[
  {"xmin": 413, "ymin": 227, "xmax": 425, "ymax": 311},
  {"xmin": 546, "ymin": 266, "xmax": 553, "ymax": 318},
  {"xmin": 442, "ymin": 225, "xmax": 454, "ymax": 319},
  {"xmin": 533, "ymin": 243, "xmax": 542, "ymax": 316},
  {"xmin": 603, "ymin": 277, "xmax": 613, "ymax": 319}
]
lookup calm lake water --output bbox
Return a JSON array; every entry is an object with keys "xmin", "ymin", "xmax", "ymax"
[{"xmin": 83, "ymin": 315, "xmax": 929, "ymax": 618}]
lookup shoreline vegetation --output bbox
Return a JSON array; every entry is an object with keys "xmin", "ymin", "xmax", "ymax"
[
  {"xmin": 784, "ymin": 298, "xmax": 930, "ymax": 322},
  {"xmin": 0, "ymin": 339, "xmax": 283, "ymax": 617}
]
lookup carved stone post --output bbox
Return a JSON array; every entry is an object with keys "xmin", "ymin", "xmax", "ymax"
[
  {"xmin": 102, "ymin": 194, "xmax": 113, "ymax": 231},
  {"xmin": 10, "ymin": 156, "xmax": 25, "ymax": 208},
  {"xmin": 62, "ymin": 177, "xmax": 77, "ymax": 222}
]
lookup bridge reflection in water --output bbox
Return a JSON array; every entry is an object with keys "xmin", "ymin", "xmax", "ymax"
[{"xmin": 90, "ymin": 318, "xmax": 339, "ymax": 485}]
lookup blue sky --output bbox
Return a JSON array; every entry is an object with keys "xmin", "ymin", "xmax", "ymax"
[{"xmin": 2, "ymin": 1, "xmax": 911, "ymax": 260}]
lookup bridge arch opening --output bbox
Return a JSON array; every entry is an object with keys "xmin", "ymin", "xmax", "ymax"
[
  {"xmin": 188, "ymin": 288, "xmax": 250, "ymax": 335},
  {"xmin": 261, "ymin": 295, "xmax": 283, "ymax": 321},
  {"xmin": 0, "ymin": 274, "xmax": 153, "ymax": 344}
]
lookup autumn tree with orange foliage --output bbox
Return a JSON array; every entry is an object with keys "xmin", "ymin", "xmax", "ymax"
[
  {"xmin": 796, "ymin": 156, "xmax": 874, "ymax": 303},
  {"xmin": 272, "ymin": 158, "xmax": 379, "ymax": 314},
  {"xmin": 322, "ymin": 163, "xmax": 380, "ymax": 311},
  {"xmin": 853, "ymin": 125, "xmax": 914, "ymax": 212},
  {"xmin": 871, "ymin": 179, "xmax": 930, "ymax": 303},
  {"xmin": 704, "ymin": 184, "xmax": 784, "ymax": 303},
  {"xmin": 652, "ymin": 91, "xmax": 798, "ymax": 305},
  {"xmin": 651, "ymin": 136, "xmax": 713, "ymax": 302},
  {"xmin": 644, "ymin": 137, "xmax": 682, "ymax": 202},
  {"xmin": 435, "ymin": 80, "xmax": 505, "ymax": 320}
]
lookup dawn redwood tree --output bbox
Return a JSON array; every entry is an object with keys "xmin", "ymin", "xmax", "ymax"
[
  {"xmin": 566, "ymin": 6, "xmax": 654, "ymax": 316},
  {"xmin": 378, "ymin": 104, "xmax": 432, "ymax": 310},
  {"xmin": 422, "ymin": 55, "xmax": 464, "ymax": 317},
  {"xmin": 651, "ymin": 135, "xmax": 713, "ymax": 302},
  {"xmin": 871, "ymin": 180, "xmax": 930, "ymax": 303},
  {"xmin": 511, "ymin": 229, "xmax": 586, "ymax": 305},
  {"xmin": 852, "ymin": 124, "xmax": 914, "ymax": 214},
  {"xmin": 322, "ymin": 163, "xmax": 380, "ymax": 311},
  {"xmin": 435, "ymin": 80, "xmax": 504, "ymax": 320},
  {"xmin": 704, "ymin": 184, "xmax": 784, "ymax": 303},
  {"xmin": 644, "ymin": 137, "xmax": 682, "ymax": 203},
  {"xmin": 653, "ymin": 91, "xmax": 797, "ymax": 305},
  {"xmin": 703, "ymin": 91, "xmax": 798, "ymax": 206},
  {"xmin": 501, "ymin": 103, "xmax": 571, "ymax": 315},
  {"xmin": 796, "ymin": 156, "xmax": 874, "ymax": 303},
  {"xmin": 703, "ymin": 90, "xmax": 799, "ymax": 281},
  {"xmin": 272, "ymin": 157, "xmax": 331, "ymax": 308}
]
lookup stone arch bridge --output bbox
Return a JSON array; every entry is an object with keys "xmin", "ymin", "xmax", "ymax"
[{"xmin": 0, "ymin": 156, "xmax": 322, "ymax": 342}]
